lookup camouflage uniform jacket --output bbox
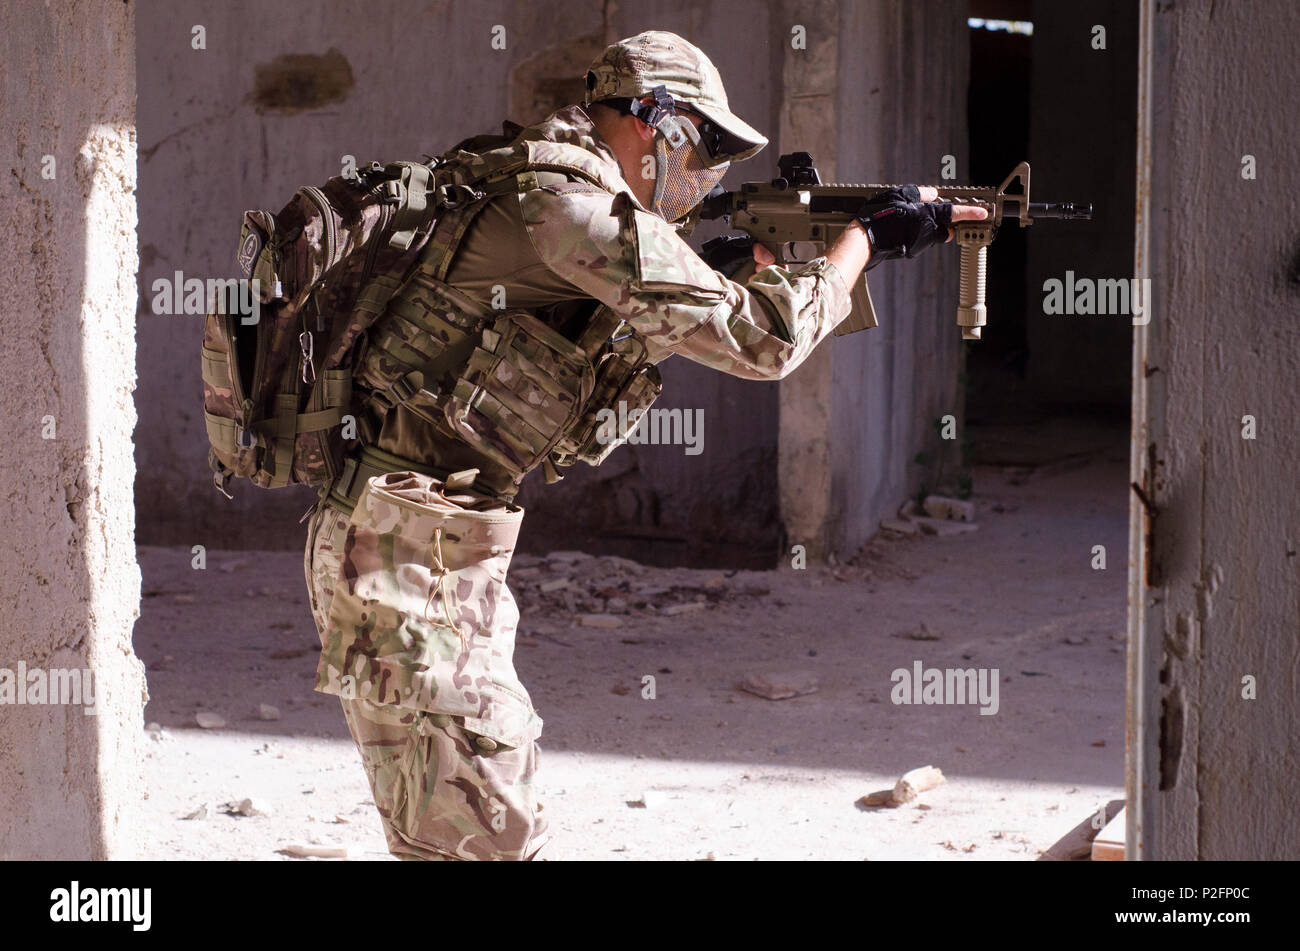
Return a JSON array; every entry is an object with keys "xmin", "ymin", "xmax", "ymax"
[{"xmin": 358, "ymin": 104, "xmax": 854, "ymax": 497}]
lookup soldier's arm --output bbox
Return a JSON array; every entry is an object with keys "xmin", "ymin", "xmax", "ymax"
[{"xmin": 520, "ymin": 185, "xmax": 854, "ymax": 380}]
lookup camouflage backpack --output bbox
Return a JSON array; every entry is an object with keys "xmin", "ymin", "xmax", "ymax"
[
  {"xmin": 201, "ymin": 120, "xmax": 642, "ymax": 499},
  {"xmin": 200, "ymin": 158, "xmax": 449, "ymax": 497}
]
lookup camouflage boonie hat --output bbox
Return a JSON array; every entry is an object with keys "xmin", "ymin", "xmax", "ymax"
[{"xmin": 583, "ymin": 30, "xmax": 768, "ymax": 163}]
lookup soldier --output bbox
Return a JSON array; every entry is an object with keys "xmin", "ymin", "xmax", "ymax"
[{"xmin": 303, "ymin": 29, "xmax": 987, "ymax": 860}]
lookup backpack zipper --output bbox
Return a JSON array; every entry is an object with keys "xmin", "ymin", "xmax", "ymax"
[{"xmin": 301, "ymin": 186, "xmax": 338, "ymax": 273}]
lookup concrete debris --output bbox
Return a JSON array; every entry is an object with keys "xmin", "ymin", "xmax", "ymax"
[
  {"xmin": 510, "ymin": 550, "xmax": 773, "ymax": 628},
  {"xmin": 579, "ymin": 613, "xmax": 623, "ymax": 629},
  {"xmin": 859, "ymin": 765, "xmax": 947, "ymax": 809},
  {"xmin": 628, "ymin": 790, "xmax": 668, "ymax": 809},
  {"xmin": 740, "ymin": 670, "xmax": 819, "ymax": 701},
  {"xmin": 896, "ymin": 622, "xmax": 942, "ymax": 641},
  {"xmin": 922, "ymin": 495, "xmax": 976, "ymax": 522},
  {"xmin": 880, "ymin": 518, "xmax": 919, "ymax": 536},
  {"xmin": 279, "ymin": 843, "xmax": 349, "ymax": 859},
  {"xmin": 258, "ymin": 703, "xmax": 281, "ymax": 720},
  {"xmin": 912, "ymin": 516, "xmax": 979, "ymax": 536},
  {"xmin": 223, "ymin": 797, "xmax": 273, "ymax": 817},
  {"xmin": 893, "ymin": 766, "xmax": 946, "ymax": 804},
  {"xmin": 194, "ymin": 711, "xmax": 226, "ymax": 729},
  {"xmin": 600, "ymin": 555, "xmax": 646, "ymax": 575}
]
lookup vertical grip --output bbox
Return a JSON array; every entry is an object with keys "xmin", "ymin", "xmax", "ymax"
[{"xmin": 957, "ymin": 241, "xmax": 987, "ymax": 340}]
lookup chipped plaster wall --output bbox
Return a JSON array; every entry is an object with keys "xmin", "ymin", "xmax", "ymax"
[
  {"xmin": 1135, "ymin": 0, "xmax": 1300, "ymax": 859},
  {"xmin": 0, "ymin": 0, "xmax": 145, "ymax": 859}
]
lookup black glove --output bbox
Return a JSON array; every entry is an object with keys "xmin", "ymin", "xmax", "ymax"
[
  {"xmin": 699, "ymin": 233, "xmax": 758, "ymax": 279},
  {"xmin": 857, "ymin": 185, "xmax": 953, "ymax": 270}
]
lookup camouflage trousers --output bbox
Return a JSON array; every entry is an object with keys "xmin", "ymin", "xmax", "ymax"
[{"xmin": 303, "ymin": 474, "xmax": 548, "ymax": 861}]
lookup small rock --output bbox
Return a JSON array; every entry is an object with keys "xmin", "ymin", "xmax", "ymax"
[
  {"xmin": 740, "ymin": 670, "xmax": 819, "ymax": 701},
  {"xmin": 236, "ymin": 797, "xmax": 273, "ymax": 817},
  {"xmin": 1064, "ymin": 636, "xmax": 1088, "ymax": 646},
  {"xmin": 258, "ymin": 703, "xmax": 281, "ymax": 721},
  {"xmin": 181, "ymin": 803, "xmax": 210, "ymax": 820},
  {"xmin": 173, "ymin": 594, "xmax": 196, "ymax": 604},
  {"xmin": 547, "ymin": 550, "xmax": 592, "ymax": 563},
  {"xmin": 145, "ymin": 721, "xmax": 162, "ymax": 733},
  {"xmin": 539, "ymin": 577, "xmax": 570, "ymax": 593},
  {"xmin": 897, "ymin": 622, "xmax": 942, "ymax": 641},
  {"xmin": 860, "ymin": 789, "xmax": 895, "ymax": 807},
  {"xmin": 662, "ymin": 602, "xmax": 707, "ymax": 617},
  {"xmin": 913, "ymin": 516, "xmax": 979, "ymax": 536},
  {"xmin": 880, "ymin": 518, "xmax": 919, "ymax": 536},
  {"xmin": 579, "ymin": 613, "xmax": 623, "ymax": 629},
  {"xmin": 279, "ymin": 843, "xmax": 348, "ymax": 859},
  {"xmin": 628, "ymin": 790, "xmax": 668, "ymax": 809},
  {"xmin": 601, "ymin": 555, "xmax": 646, "ymax": 575},
  {"xmin": 898, "ymin": 499, "xmax": 921, "ymax": 519},
  {"xmin": 859, "ymin": 765, "xmax": 947, "ymax": 809},
  {"xmin": 194, "ymin": 711, "xmax": 226, "ymax": 729},
  {"xmin": 923, "ymin": 495, "xmax": 976, "ymax": 522},
  {"xmin": 606, "ymin": 597, "xmax": 628, "ymax": 613},
  {"xmin": 892, "ymin": 766, "xmax": 946, "ymax": 804}
]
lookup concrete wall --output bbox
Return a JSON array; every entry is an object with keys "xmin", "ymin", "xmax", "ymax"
[
  {"xmin": 135, "ymin": 0, "xmax": 967, "ymax": 566},
  {"xmin": 1132, "ymin": 0, "xmax": 1300, "ymax": 859},
  {"xmin": 0, "ymin": 0, "xmax": 144, "ymax": 859}
]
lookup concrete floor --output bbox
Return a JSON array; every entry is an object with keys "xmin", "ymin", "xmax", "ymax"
[{"xmin": 126, "ymin": 448, "xmax": 1128, "ymax": 860}]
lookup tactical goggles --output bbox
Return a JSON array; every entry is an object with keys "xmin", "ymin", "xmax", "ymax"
[{"xmin": 615, "ymin": 88, "xmax": 739, "ymax": 167}]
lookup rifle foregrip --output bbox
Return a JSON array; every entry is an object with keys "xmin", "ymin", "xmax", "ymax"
[{"xmin": 957, "ymin": 243, "xmax": 987, "ymax": 341}]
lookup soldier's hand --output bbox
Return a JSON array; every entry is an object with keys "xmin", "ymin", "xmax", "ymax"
[
  {"xmin": 857, "ymin": 186, "xmax": 988, "ymax": 269},
  {"xmin": 700, "ymin": 233, "xmax": 773, "ymax": 278}
]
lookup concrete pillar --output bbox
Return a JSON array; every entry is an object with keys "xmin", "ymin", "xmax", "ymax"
[
  {"xmin": 775, "ymin": 0, "xmax": 839, "ymax": 560},
  {"xmin": 0, "ymin": 0, "xmax": 145, "ymax": 859},
  {"xmin": 777, "ymin": 0, "xmax": 969, "ymax": 560},
  {"xmin": 1131, "ymin": 0, "xmax": 1300, "ymax": 859}
]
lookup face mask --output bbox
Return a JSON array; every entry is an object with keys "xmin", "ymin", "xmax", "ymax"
[{"xmin": 650, "ymin": 114, "xmax": 729, "ymax": 223}]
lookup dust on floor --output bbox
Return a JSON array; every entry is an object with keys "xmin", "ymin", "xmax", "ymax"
[{"xmin": 127, "ymin": 459, "xmax": 1127, "ymax": 860}]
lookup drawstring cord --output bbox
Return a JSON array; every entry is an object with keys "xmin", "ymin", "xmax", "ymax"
[{"xmin": 424, "ymin": 527, "xmax": 467, "ymax": 651}]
